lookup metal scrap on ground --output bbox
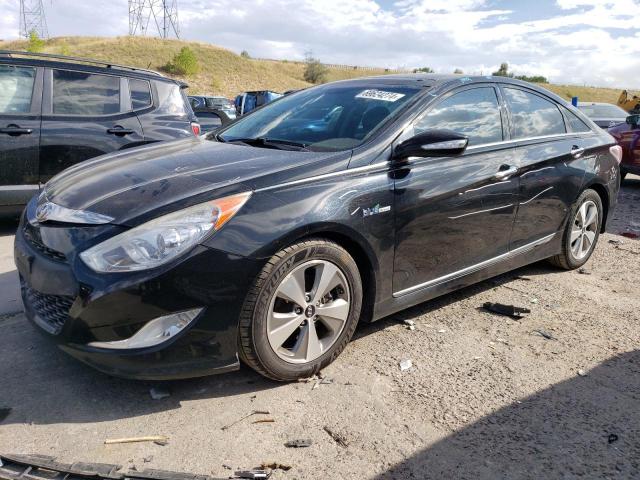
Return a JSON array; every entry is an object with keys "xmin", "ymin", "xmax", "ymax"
[
  {"xmin": 323, "ymin": 426, "xmax": 349, "ymax": 447},
  {"xmin": 284, "ymin": 439, "xmax": 312, "ymax": 448},
  {"xmin": 104, "ymin": 436, "xmax": 168, "ymax": 445},
  {"xmin": 221, "ymin": 410, "xmax": 270, "ymax": 430},
  {"xmin": 482, "ymin": 302, "xmax": 531, "ymax": 319}
]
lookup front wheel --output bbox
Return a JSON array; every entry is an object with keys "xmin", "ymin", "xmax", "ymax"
[
  {"xmin": 549, "ymin": 189, "xmax": 603, "ymax": 270},
  {"xmin": 238, "ymin": 239, "xmax": 362, "ymax": 381}
]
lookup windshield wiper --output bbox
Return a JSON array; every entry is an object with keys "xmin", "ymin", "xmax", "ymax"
[{"xmin": 222, "ymin": 137, "xmax": 309, "ymax": 151}]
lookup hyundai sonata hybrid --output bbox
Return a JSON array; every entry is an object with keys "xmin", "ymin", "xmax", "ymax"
[{"xmin": 15, "ymin": 74, "xmax": 622, "ymax": 381}]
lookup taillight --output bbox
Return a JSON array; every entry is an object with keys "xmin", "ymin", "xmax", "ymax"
[
  {"xmin": 191, "ymin": 122, "xmax": 201, "ymax": 136},
  {"xmin": 610, "ymin": 145, "xmax": 623, "ymax": 164}
]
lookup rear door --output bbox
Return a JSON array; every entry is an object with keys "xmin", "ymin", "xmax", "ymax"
[
  {"xmin": 392, "ymin": 84, "xmax": 519, "ymax": 296},
  {"xmin": 39, "ymin": 68, "xmax": 144, "ymax": 183},
  {"xmin": 0, "ymin": 63, "xmax": 42, "ymax": 204},
  {"xmin": 502, "ymin": 86, "xmax": 595, "ymax": 249}
]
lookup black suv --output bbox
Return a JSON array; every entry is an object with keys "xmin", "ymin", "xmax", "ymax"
[{"xmin": 0, "ymin": 51, "xmax": 199, "ymax": 215}]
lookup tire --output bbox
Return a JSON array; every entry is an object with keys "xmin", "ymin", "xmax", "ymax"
[
  {"xmin": 548, "ymin": 189, "xmax": 603, "ymax": 270},
  {"xmin": 620, "ymin": 169, "xmax": 627, "ymax": 183},
  {"xmin": 238, "ymin": 239, "xmax": 363, "ymax": 381}
]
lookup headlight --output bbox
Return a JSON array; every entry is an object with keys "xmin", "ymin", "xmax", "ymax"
[{"xmin": 80, "ymin": 192, "xmax": 251, "ymax": 273}]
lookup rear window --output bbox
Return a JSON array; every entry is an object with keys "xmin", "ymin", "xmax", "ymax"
[
  {"xmin": 155, "ymin": 81, "xmax": 189, "ymax": 117},
  {"xmin": 53, "ymin": 70, "xmax": 120, "ymax": 115},
  {"xmin": 129, "ymin": 78, "xmax": 152, "ymax": 110},
  {"xmin": 0, "ymin": 65, "xmax": 35, "ymax": 114},
  {"xmin": 563, "ymin": 107, "xmax": 591, "ymax": 133},
  {"xmin": 504, "ymin": 88, "xmax": 566, "ymax": 139}
]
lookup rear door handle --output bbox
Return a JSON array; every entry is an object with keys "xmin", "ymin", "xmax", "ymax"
[
  {"xmin": 571, "ymin": 146, "xmax": 585, "ymax": 158},
  {"xmin": 0, "ymin": 125, "xmax": 33, "ymax": 136},
  {"xmin": 494, "ymin": 164, "xmax": 518, "ymax": 180},
  {"xmin": 107, "ymin": 127, "xmax": 135, "ymax": 135}
]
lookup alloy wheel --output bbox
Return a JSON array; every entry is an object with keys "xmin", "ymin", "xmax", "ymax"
[
  {"xmin": 570, "ymin": 200, "xmax": 598, "ymax": 260},
  {"xmin": 266, "ymin": 259, "xmax": 351, "ymax": 364}
]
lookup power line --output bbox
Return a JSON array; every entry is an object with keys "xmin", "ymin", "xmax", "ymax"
[
  {"xmin": 19, "ymin": 0, "xmax": 49, "ymax": 39},
  {"xmin": 128, "ymin": 0, "xmax": 180, "ymax": 39}
]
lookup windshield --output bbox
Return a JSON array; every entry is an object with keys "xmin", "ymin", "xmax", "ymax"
[
  {"xmin": 579, "ymin": 104, "xmax": 628, "ymax": 118},
  {"xmin": 205, "ymin": 97, "xmax": 231, "ymax": 108},
  {"xmin": 216, "ymin": 83, "xmax": 421, "ymax": 151}
]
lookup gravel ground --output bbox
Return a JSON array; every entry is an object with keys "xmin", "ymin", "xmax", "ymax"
[{"xmin": 1, "ymin": 176, "xmax": 639, "ymax": 480}]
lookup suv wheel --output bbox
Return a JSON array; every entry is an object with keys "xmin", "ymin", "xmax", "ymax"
[
  {"xmin": 238, "ymin": 239, "xmax": 362, "ymax": 381},
  {"xmin": 549, "ymin": 189, "xmax": 603, "ymax": 270}
]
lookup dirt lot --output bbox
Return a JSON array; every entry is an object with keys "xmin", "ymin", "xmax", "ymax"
[{"xmin": 1, "ymin": 177, "xmax": 639, "ymax": 480}]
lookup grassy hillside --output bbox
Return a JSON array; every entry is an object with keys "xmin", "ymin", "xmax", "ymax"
[{"xmin": 0, "ymin": 36, "xmax": 625, "ymax": 103}]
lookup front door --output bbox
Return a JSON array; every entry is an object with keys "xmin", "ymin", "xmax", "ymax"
[
  {"xmin": 393, "ymin": 85, "xmax": 519, "ymax": 296},
  {"xmin": 0, "ymin": 63, "xmax": 42, "ymax": 205},
  {"xmin": 39, "ymin": 68, "xmax": 144, "ymax": 183}
]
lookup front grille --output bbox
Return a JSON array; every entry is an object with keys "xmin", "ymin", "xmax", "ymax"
[
  {"xmin": 22, "ymin": 222, "xmax": 67, "ymax": 262},
  {"xmin": 21, "ymin": 281, "xmax": 74, "ymax": 334}
]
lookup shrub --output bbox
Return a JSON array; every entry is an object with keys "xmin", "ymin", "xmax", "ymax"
[
  {"xmin": 453, "ymin": 68, "xmax": 463, "ymax": 74},
  {"xmin": 303, "ymin": 51, "xmax": 328, "ymax": 84},
  {"xmin": 413, "ymin": 67, "xmax": 434, "ymax": 73},
  {"xmin": 164, "ymin": 46, "xmax": 200, "ymax": 76},
  {"xmin": 27, "ymin": 30, "xmax": 45, "ymax": 53},
  {"xmin": 240, "ymin": 50, "xmax": 250, "ymax": 59}
]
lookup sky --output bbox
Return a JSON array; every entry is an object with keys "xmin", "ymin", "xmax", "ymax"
[{"xmin": 1, "ymin": 0, "xmax": 639, "ymax": 88}]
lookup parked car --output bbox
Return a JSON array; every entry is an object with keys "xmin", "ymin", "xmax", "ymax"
[
  {"xmin": 0, "ymin": 50, "xmax": 199, "ymax": 216},
  {"xmin": 188, "ymin": 95, "xmax": 236, "ymax": 120},
  {"xmin": 192, "ymin": 106, "xmax": 235, "ymax": 134},
  {"xmin": 608, "ymin": 114, "xmax": 640, "ymax": 180},
  {"xmin": 577, "ymin": 102, "xmax": 628, "ymax": 129},
  {"xmin": 234, "ymin": 90, "xmax": 282, "ymax": 116},
  {"xmin": 15, "ymin": 75, "xmax": 621, "ymax": 381}
]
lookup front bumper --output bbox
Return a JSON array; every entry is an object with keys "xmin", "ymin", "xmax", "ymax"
[{"xmin": 14, "ymin": 206, "xmax": 264, "ymax": 380}]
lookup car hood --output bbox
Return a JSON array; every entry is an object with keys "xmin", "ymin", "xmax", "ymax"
[{"xmin": 44, "ymin": 137, "xmax": 341, "ymax": 225}]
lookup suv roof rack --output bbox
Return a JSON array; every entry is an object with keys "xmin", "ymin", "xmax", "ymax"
[{"xmin": 0, "ymin": 50, "xmax": 164, "ymax": 77}]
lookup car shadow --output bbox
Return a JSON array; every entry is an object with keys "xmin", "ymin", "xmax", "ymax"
[{"xmin": 374, "ymin": 349, "xmax": 640, "ymax": 479}]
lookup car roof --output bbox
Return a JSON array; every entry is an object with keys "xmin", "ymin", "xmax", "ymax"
[{"xmin": 0, "ymin": 50, "xmax": 181, "ymax": 84}]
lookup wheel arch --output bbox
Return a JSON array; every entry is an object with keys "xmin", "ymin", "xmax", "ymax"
[{"xmin": 582, "ymin": 181, "xmax": 610, "ymax": 233}]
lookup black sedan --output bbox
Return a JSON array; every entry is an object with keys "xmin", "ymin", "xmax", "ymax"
[{"xmin": 15, "ymin": 75, "xmax": 621, "ymax": 381}]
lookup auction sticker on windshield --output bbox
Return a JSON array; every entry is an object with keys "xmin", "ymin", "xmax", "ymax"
[{"xmin": 355, "ymin": 89, "xmax": 406, "ymax": 102}]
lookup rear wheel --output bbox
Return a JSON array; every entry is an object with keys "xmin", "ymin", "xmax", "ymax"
[
  {"xmin": 549, "ymin": 189, "xmax": 603, "ymax": 270},
  {"xmin": 238, "ymin": 239, "xmax": 362, "ymax": 381}
]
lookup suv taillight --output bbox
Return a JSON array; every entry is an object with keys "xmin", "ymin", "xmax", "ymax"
[
  {"xmin": 191, "ymin": 122, "xmax": 201, "ymax": 136},
  {"xmin": 610, "ymin": 145, "xmax": 623, "ymax": 164}
]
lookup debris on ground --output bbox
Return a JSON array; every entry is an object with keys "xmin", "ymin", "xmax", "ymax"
[
  {"xmin": 533, "ymin": 329, "xmax": 556, "ymax": 340},
  {"xmin": 260, "ymin": 462, "xmax": 292, "ymax": 471},
  {"xmin": 403, "ymin": 319, "xmax": 416, "ymax": 330},
  {"xmin": 609, "ymin": 239, "xmax": 624, "ymax": 245},
  {"xmin": 142, "ymin": 456, "xmax": 153, "ymax": 463},
  {"xmin": 222, "ymin": 464, "xmax": 233, "ymax": 470},
  {"xmin": 284, "ymin": 439, "xmax": 312, "ymax": 448},
  {"xmin": 437, "ymin": 329, "xmax": 446, "ymax": 333},
  {"xmin": 312, "ymin": 377, "xmax": 334, "ymax": 389},
  {"xmin": 234, "ymin": 469, "xmax": 270, "ymax": 479},
  {"xmin": 496, "ymin": 338, "xmax": 509, "ymax": 345},
  {"xmin": 323, "ymin": 426, "xmax": 349, "ymax": 447},
  {"xmin": 530, "ymin": 298, "xmax": 539, "ymax": 304},
  {"xmin": 104, "ymin": 436, "xmax": 168, "ymax": 445},
  {"xmin": 608, "ymin": 433, "xmax": 619, "ymax": 444},
  {"xmin": 621, "ymin": 232, "xmax": 639, "ymax": 239},
  {"xmin": 221, "ymin": 410, "xmax": 270, "ymax": 430},
  {"xmin": 399, "ymin": 358, "xmax": 413, "ymax": 371},
  {"xmin": 149, "ymin": 387, "xmax": 171, "ymax": 400},
  {"xmin": 578, "ymin": 267, "xmax": 591, "ymax": 275},
  {"xmin": 515, "ymin": 275, "xmax": 532, "ymax": 281},
  {"xmin": 251, "ymin": 419, "xmax": 275, "ymax": 424},
  {"xmin": 483, "ymin": 302, "xmax": 531, "ymax": 319},
  {"xmin": 0, "ymin": 407, "xmax": 11, "ymax": 422},
  {"xmin": 577, "ymin": 369, "xmax": 587, "ymax": 377}
]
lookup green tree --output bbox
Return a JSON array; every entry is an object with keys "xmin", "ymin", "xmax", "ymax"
[
  {"xmin": 27, "ymin": 30, "xmax": 45, "ymax": 53},
  {"xmin": 492, "ymin": 62, "xmax": 513, "ymax": 77},
  {"xmin": 303, "ymin": 51, "xmax": 328, "ymax": 84},
  {"xmin": 514, "ymin": 74, "xmax": 548, "ymax": 83},
  {"xmin": 413, "ymin": 66, "xmax": 434, "ymax": 73},
  {"xmin": 164, "ymin": 46, "xmax": 200, "ymax": 76},
  {"xmin": 240, "ymin": 50, "xmax": 251, "ymax": 59}
]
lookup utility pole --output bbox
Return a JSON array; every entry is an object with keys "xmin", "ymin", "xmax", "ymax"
[
  {"xmin": 19, "ymin": 0, "xmax": 49, "ymax": 39},
  {"xmin": 128, "ymin": 0, "xmax": 179, "ymax": 39}
]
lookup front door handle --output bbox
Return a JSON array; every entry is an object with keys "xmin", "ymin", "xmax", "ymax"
[
  {"xmin": 494, "ymin": 164, "xmax": 518, "ymax": 180},
  {"xmin": 107, "ymin": 126, "xmax": 135, "ymax": 135},
  {"xmin": 571, "ymin": 145, "xmax": 585, "ymax": 158},
  {"xmin": 0, "ymin": 124, "xmax": 33, "ymax": 136}
]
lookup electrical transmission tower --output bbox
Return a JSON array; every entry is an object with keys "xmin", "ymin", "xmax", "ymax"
[
  {"xmin": 19, "ymin": 0, "xmax": 49, "ymax": 39},
  {"xmin": 128, "ymin": 0, "xmax": 180, "ymax": 39}
]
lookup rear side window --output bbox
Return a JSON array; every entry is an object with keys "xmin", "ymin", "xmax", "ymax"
[
  {"xmin": 53, "ymin": 70, "xmax": 120, "ymax": 115},
  {"xmin": 504, "ymin": 88, "xmax": 566, "ymax": 139},
  {"xmin": 0, "ymin": 65, "xmax": 35, "ymax": 114},
  {"xmin": 563, "ymin": 108, "xmax": 591, "ymax": 133},
  {"xmin": 415, "ymin": 87, "xmax": 503, "ymax": 146},
  {"xmin": 129, "ymin": 78, "xmax": 152, "ymax": 110}
]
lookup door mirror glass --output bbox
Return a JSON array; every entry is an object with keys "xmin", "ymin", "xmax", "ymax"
[
  {"xmin": 393, "ymin": 129, "xmax": 468, "ymax": 160},
  {"xmin": 626, "ymin": 114, "xmax": 640, "ymax": 128}
]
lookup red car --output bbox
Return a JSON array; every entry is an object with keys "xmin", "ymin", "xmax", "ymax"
[{"xmin": 609, "ymin": 114, "xmax": 640, "ymax": 180}]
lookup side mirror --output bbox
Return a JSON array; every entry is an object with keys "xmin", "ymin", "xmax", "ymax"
[
  {"xmin": 626, "ymin": 114, "xmax": 640, "ymax": 128},
  {"xmin": 393, "ymin": 129, "xmax": 469, "ymax": 161}
]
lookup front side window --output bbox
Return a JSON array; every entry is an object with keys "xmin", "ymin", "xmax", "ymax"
[
  {"xmin": 52, "ymin": 70, "xmax": 120, "ymax": 115},
  {"xmin": 0, "ymin": 65, "xmax": 35, "ymax": 114},
  {"xmin": 504, "ymin": 88, "xmax": 565, "ymax": 139},
  {"xmin": 217, "ymin": 84, "xmax": 421, "ymax": 151},
  {"xmin": 129, "ymin": 78, "xmax": 152, "ymax": 110},
  {"xmin": 414, "ymin": 87, "xmax": 503, "ymax": 146}
]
